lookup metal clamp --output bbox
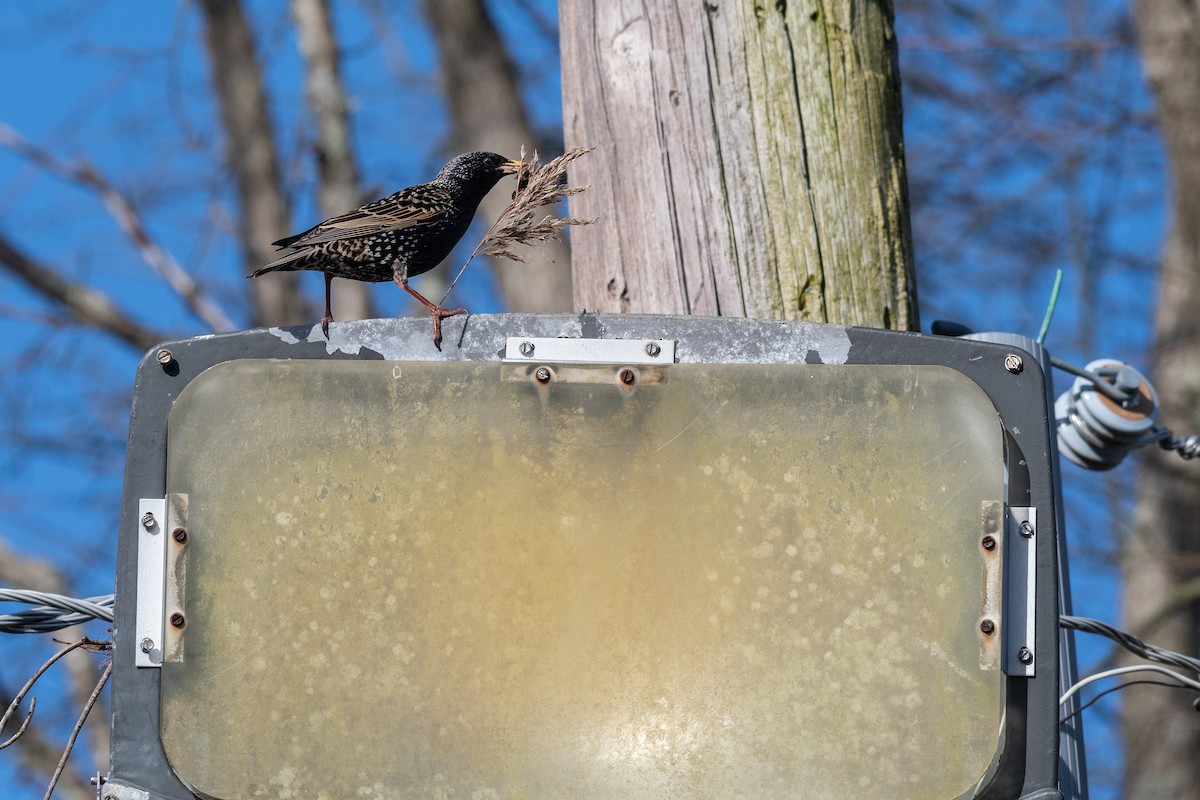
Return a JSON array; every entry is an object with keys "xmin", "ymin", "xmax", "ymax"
[
  {"xmin": 135, "ymin": 498, "xmax": 166, "ymax": 668},
  {"xmin": 1003, "ymin": 506, "xmax": 1037, "ymax": 677},
  {"xmin": 503, "ymin": 337, "xmax": 675, "ymax": 365}
]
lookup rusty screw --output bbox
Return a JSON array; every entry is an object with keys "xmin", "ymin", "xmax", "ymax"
[
  {"xmin": 170, "ymin": 612, "xmax": 186, "ymax": 629},
  {"xmin": 981, "ymin": 535, "xmax": 996, "ymax": 551},
  {"xmin": 141, "ymin": 512, "xmax": 156, "ymax": 531},
  {"xmin": 1018, "ymin": 647, "xmax": 1034, "ymax": 664},
  {"xmin": 172, "ymin": 527, "xmax": 188, "ymax": 543},
  {"xmin": 979, "ymin": 619, "xmax": 995, "ymax": 635},
  {"xmin": 619, "ymin": 368, "xmax": 636, "ymax": 386},
  {"xmin": 1004, "ymin": 353, "xmax": 1024, "ymax": 374},
  {"xmin": 535, "ymin": 367, "xmax": 551, "ymax": 384}
]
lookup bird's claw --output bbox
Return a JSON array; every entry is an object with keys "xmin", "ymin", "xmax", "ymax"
[
  {"xmin": 429, "ymin": 306, "xmax": 467, "ymax": 350},
  {"xmin": 320, "ymin": 315, "xmax": 333, "ymax": 340}
]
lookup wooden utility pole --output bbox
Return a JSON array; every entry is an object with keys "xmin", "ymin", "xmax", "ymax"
[
  {"xmin": 1123, "ymin": 0, "xmax": 1200, "ymax": 794},
  {"xmin": 561, "ymin": 0, "xmax": 918, "ymax": 330}
]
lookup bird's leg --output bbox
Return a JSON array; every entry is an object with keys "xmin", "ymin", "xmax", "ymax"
[
  {"xmin": 395, "ymin": 277, "xmax": 467, "ymax": 349},
  {"xmin": 321, "ymin": 272, "xmax": 335, "ymax": 339}
]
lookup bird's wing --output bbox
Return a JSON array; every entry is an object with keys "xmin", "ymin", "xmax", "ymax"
[{"xmin": 272, "ymin": 185, "xmax": 456, "ymax": 249}]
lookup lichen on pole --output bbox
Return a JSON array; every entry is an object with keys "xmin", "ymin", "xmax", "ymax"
[{"xmin": 561, "ymin": 0, "xmax": 918, "ymax": 330}]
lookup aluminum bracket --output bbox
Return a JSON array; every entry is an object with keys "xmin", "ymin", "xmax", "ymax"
[
  {"xmin": 1003, "ymin": 506, "xmax": 1037, "ymax": 677},
  {"xmin": 134, "ymin": 498, "xmax": 166, "ymax": 668},
  {"xmin": 503, "ymin": 336, "xmax": 675, "ymax": 365}
]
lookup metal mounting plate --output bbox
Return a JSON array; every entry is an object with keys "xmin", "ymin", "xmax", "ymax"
[
  {"xmin": 503, "ymin": 336, "xmax": 675, "ymax": 365},
  {"xmin": 1003, "ymin": 506, "xmax": 1037, "ymax": 677},
  {"xmin": 135, "ymin": 498, "xmax": 166, "ymax": 668}
]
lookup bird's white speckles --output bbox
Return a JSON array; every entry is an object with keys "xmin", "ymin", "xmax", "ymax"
[{"xmin": 275, "ymin": 511, "xmax": 294, "ymax": 526}]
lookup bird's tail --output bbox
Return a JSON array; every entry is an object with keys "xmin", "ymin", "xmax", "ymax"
[{"xmin": 249, "ymin": 247, "xmax": 310, "ymax": 278}]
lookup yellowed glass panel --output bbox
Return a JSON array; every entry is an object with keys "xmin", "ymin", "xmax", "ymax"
[{"xmin": 162, "ymin": 360, "xmax": 1004, "ymax": 800}]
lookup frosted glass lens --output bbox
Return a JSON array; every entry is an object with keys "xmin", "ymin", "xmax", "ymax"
[{"xmin": 162, "ymin": 359, "xmax": 1004, "ymax": 799}]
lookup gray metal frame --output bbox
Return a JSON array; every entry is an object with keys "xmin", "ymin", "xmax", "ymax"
[{"xmin": 106, "ymin": 313, "xmax": 1076, "ymax": 800}]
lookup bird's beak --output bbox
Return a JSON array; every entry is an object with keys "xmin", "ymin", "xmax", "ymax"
[{"xmin": 501, "ymin": 159, "xmax": 523, "ymax": 175}]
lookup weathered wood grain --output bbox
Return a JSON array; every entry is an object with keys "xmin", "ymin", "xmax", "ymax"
[{"xmin": 561, "ymin": 0, "xmax": 918, "ymax": 329}]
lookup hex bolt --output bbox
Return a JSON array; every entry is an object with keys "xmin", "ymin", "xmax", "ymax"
[
  {"xmin": 979, "ymin": 619, "xmax": 995, "ymax": 635},
  {"xmin": 535, "ymin": 367, "xmax": 552, "ymax": 384},
  {"xmin": 1018, "ymin": 646, "xmax": 1034, "ymax": 664},
  {"xmin": 619, "ymin": 368, "xmax": 636, "ymax": 386},
  {"xmin": 172, "ymin": 527, "xmax": 188, "ymax": 543},
  {"xmin": 519, "ymin": 341, "xmax": 535, "ymax": 357},
  {"xmin": 645, "ymin": 342, "xmax": 661, "ymax": 357},
  {"xmin": 170, "ymin": 612, "xmax": 186, "ymax": 629},
  {"xmin": 156, "ymin": 348, "xmax": 174, "ymax": 366},
  {"xmin": 141, "ymin": 512, "xmax": 156, "ymax": 531},
  {"xmin": 1019, "ymin": 520, "xmax": 1034, "ymax": 538},
  {"xmin": 981, "ymin": 535, "xmax": 996, "ymax": 551},
  {"xmin": 1004, "ymin": 353, "xmax": 1024, "ymax": 374},
  {"xmin": 140, "ymin": 637, "xmax": 155, "ymax": 654}
]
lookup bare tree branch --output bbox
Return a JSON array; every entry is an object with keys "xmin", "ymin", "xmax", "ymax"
[
  {"xmin": 0, "ymin": 233, "xmax": 169, "ymax": 351},
  {"xmin": 0, "ymin": 123, "xmax": 238, "ymax": 333},
  {"xmin": 197, "ymin": 0, "xmax": 305, "ymax": 326},
  {"xmin": 0, "ymin": 538, "xmax": 102, "ymax": 800},
  {"xmin": 290, "ymin": 0, "xmax": 373, "ymax": 325}
]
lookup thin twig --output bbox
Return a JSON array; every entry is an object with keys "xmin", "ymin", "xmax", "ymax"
[
  {"xmin": 0, "ymin": 122, "xmax": 237, "ymax": 332},
  {"xmin": 0, "ymin": 639, "xmax": 89, "ymax": 749},
  {"xmin": 0, "ymin": 233, "xmax": 169, "ymax": 351},
  {"xmin": 44, "ymin": 661, "xmax": 111, "ymax": 800},
  {"xmin": 441, "ymin": 146, "xmax": 595, "ymax": 304}
]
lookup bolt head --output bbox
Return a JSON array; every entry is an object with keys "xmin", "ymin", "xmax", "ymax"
[
  {"xmin": 172, "ymin": 527, "xmax": 188, "ymax": 543},
  {"xmin": 535, "ymin": 367, "xmax": 551, "ymax": 384},
  {"xmin": 979, "ymin": 619, "xmax": 995, "ymax": 635},
  {"xmin": 645, "ymin": 342, "xmax": 661, "ymax": 357},
  {"xmin": 519, "ymin": 341, "xmax": 535, "ymax": 357},
  {"xmin": 619, "ymin": 368, "xmax": 636, "ymax": 385},
  {"xmin": 1018, "ymin": 646, "xmax": 1034, "ymax": 664},
  {"xmin": 156, "ymin": 348, "xmax": 174, "ymax": 366},
  {"xmin": 1004, "ymin": 353, "xmax": 1024, "ymax": 374},
  {"xmin": 140, "ymin": 637, "xmax": 155, "ymax": 653},
  {"xmin": 141, "ymin": 512, "xmax": 156, "ymax": 531},
  {"xmin": 1019, "ymin": 520, "xmax": 1034, "ymax": 538},
  {"xmin": 170, "ymin": 612, "xmax": 186, "ymax": 629},
  {"xmin": 981, "ymin": 535, "xmax": 996, "ymax": 551}
]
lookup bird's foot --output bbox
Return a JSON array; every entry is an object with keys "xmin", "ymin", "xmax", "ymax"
[
  {"xmin": 320, "ymin": 313, "xmax": 334, "ymax": 339},
  {"xmin": 429, "ymin": 305, "xmax": 467, "ymax": 350}
]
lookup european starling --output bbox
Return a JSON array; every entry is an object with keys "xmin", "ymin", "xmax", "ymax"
[{"xmin": 251, "ymin": 151, "xmax": 521, "ymax": 345}]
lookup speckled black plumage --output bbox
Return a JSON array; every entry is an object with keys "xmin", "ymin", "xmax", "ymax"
[{"xmin": 251, "ymin": 151, "xmax": 519, "ymax": 343}]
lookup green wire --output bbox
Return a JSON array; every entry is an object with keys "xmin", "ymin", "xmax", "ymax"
[{"xmin": 1036, "ymin": 269, "xmax": 1064, "ymax": 345}]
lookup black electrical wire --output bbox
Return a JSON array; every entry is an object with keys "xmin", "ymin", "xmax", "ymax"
[
  {"xmin": 1061, "ymin": 615, "xmax": 1200, "ymax": 674},
  {"xmin": 1060, "ymin": 679, "xmax": 1200, "ymax": 725}
]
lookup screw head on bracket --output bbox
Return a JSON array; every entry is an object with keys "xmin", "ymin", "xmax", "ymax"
[
  {"xmin": 1004, "ymin": 354, "xmax": 1024, "ymax": 374},
  {"xmin": 1018, "ymin": 646, "xmax": 1034, "ymax": 664},
  {"xmin": 979, "ymin": 619, "xmax": 996, "ymax": 635},
  {"xmin": 981, "ymin": 535, "xmax": 996, "ymax": 551}
]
